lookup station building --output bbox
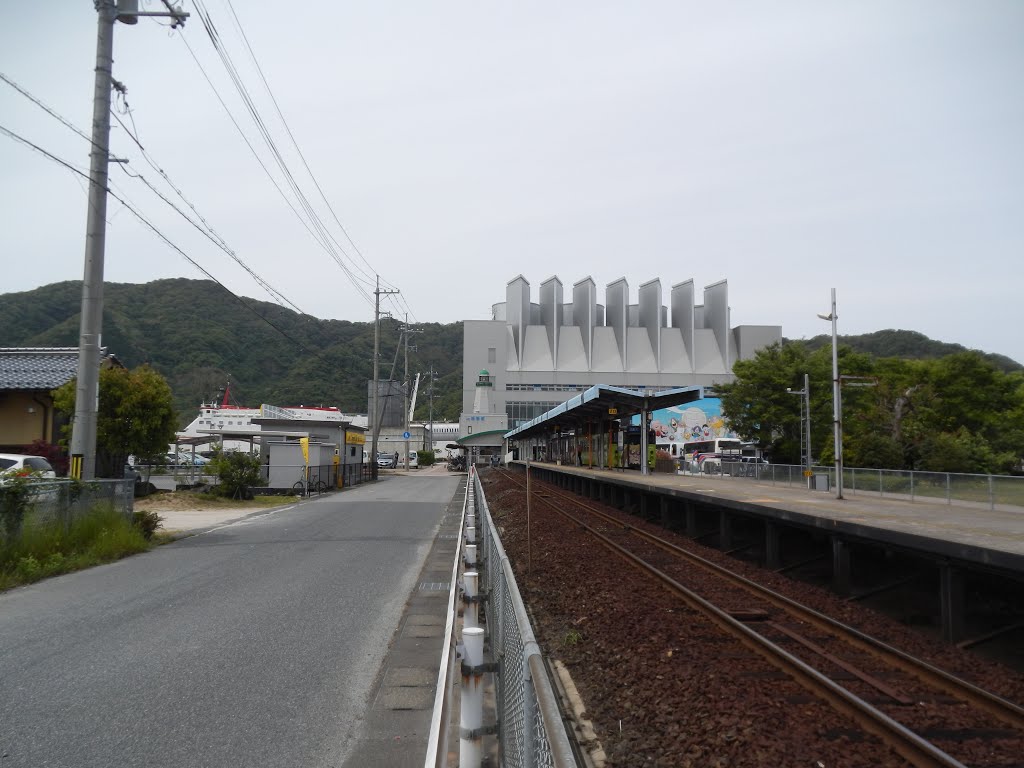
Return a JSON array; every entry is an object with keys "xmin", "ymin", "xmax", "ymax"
[{"xmin": 459, "ymin": 275, "xmax": 782, "ymax": 461}]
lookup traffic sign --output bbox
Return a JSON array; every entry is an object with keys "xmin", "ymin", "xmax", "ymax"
[{"xmin": 403, "ymin": 431, "xmax": 411, "ymax": 439}]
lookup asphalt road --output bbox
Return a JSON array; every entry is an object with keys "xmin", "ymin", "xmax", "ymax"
[{"xmin": 0, "ymin": 474, "xmax": 461, "ymax": 768}]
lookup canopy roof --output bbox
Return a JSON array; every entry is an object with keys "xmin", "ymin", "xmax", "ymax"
[{"xmin": 504, "ymin": 384, "xmax": 704, "ymax": 440}]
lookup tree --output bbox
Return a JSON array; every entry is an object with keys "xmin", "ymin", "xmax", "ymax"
[
  {"xmin": 52, "ymin": 365, "xmax": 177, "ymax": 478},
  {"xmin": 209, "ymin": 449, "xmax": 265, "ymax": 499}
]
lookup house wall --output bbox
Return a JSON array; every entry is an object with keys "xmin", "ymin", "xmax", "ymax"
[{"xmin": 0, "ymin": 391, "xmax": 54, "ymax": 451}]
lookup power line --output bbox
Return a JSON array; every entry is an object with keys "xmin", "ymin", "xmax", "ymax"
[
  {"xmin": 221, "ymin": 0, "xmax": 378, "ymax": 283},
  {"xmin": 0, "ymin": 123, "xmax": 329, "ymax": 363},
  {"xmin": 1, "ymin": 69, "xmax": 304, "ymax": 315},
  {"xmin": 109, "ymin": 108, "xmax": 303, "ymax": 312},
  {"xmin": 176, "ymin": 31, "xmax": 374, "ymax": 307},
  {"xmin": 186, "ymin": 3, "xmax": 376, "ymax": 306}
]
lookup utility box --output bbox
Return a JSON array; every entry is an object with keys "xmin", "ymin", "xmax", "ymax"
[
  {"xmin": 812, "ymin": 473, "xmax": 830, "ymax": 492},
  {"xmin": 266, "ymin": 440, "xmax": 335, "ymax": 489}
]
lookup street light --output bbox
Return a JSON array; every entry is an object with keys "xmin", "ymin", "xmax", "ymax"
[
  {"xmin": 786, "ymin": 372, "xmax": 811, "ymax": 483},
  {"xmin": 817, "ymin": 288, "xmax": 843, "ymax": 499}
]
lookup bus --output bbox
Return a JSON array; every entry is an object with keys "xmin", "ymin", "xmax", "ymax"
[{"xmin": 681, "ymin": 438, "xmax": 743, "ymax": 472}]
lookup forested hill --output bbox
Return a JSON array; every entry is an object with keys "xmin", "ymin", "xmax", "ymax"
[
  {"xmin": 791, "ymin": 330, "xmax": 1022, "ymax": 373},
  {"xmin": 0, "ymin": 279, "xmax": 465, "ymax": 422},
  {"xmin": 2, "ymin": 280, "xmax": 1019, "ymax": 423}
]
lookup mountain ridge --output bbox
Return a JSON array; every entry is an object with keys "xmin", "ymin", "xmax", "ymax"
[{"xmin": 2, "ymin": 279, "xmax": 1018, "ymax": 423}]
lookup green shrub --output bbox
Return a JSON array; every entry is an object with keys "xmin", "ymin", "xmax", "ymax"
[
  {"xmin": 0, "ymin": 472, "xmax": 36, "ymax": 540},
  {"xmin": 209, "ymin": 450, "xmax": 266, "ymax": 500},
  {"xmin": 132, "ymin": 510, "xmax": 164, "ymax": 540},
  {"xmin": 417, "ymin": 450, "xmax": 435, "ymax": 467},
  {"xmin": 0, "ymin": 502, "xmax": 151, "ymax": 590}
]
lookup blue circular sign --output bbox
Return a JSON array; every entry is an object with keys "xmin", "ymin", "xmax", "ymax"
[{"xmin": 403, "ymin": 431, "xmax": 411, "ymax": 439}]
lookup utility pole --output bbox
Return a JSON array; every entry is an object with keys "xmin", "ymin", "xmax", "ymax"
[
  {"xmin": 818, "ymin": 289, "xmax": 842, "ymax": 499},
  {"xmin": 400, "ymin": 316, "xmax": 421, "ymax": 469},
  {"xmin": 70, "ymin": 0, "xmax": 188, "ymax": 480},
  {"xmin": 371, "ymin": 275, "xmax": 399, "ymax": 478},
  {"xmin": 427, "ymin": 366, "xmax": 437, "ymax": 459}
]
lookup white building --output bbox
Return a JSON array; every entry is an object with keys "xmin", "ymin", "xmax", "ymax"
[{"xmin": 462, "ymin": 275, "xmax": 782, "ymax": 431}]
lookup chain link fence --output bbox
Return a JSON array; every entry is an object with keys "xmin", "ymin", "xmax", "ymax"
[
  {"xmin": 0, "ymin": 478, "xmax": 134, "ymax": 540},
  {"xmin": 474, "ymin": 470, "xmax": 577, "ymax": 768}
]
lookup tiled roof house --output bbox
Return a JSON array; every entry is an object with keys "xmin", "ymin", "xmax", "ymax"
[{"xmin": 0, "ymin": 347, "xmax": 122, "ymax": 452}]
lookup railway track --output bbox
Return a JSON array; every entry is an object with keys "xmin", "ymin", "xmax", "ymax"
[{"xmin": 496, "ymin": 468, "xmax": 1024, "ymax": 767}]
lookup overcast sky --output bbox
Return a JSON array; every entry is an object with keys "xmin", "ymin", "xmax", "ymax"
[{"xmin": 2, "ymin": 2, "xmax": 1022, "ymax": 363}]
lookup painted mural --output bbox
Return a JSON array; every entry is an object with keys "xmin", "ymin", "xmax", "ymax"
[{"xmin": 632, "ymin": 397, "xmax": 738, "ymax": 452}]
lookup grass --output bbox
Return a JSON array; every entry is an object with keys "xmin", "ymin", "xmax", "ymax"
[{"xmin": 0, "ymin": 503, "xmax": 151, "ymax": 592}]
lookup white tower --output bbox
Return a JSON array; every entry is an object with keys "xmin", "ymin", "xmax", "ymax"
[{"xmin": 472, "ymin": 369, "xmax": 494, "ymax": 414}]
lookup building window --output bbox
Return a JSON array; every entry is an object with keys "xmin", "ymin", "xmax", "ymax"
[{"xmin": 488, "ymin": 347, "xmax": 496, "ymax": 364}]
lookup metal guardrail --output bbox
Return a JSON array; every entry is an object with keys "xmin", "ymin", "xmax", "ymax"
[
  {"xmin": 475, "ymin": 469, "xmax": 577, "ymax": 767},
  {"xmin": 683, "ymin": 461, "xmax": 1024, "ymax": 511},
  {"xmin": 424, "ymin": 469, "xmax": 577, "ymax": 768}
]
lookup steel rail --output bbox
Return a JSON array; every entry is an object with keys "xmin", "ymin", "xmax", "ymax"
[
  {"xmin": 502, "ymin": 470, "xmax": 1024, "ymax": 731},
  {"xmin": 495, "ymin": 470, "xmax": 1024, "ymax": 767}
]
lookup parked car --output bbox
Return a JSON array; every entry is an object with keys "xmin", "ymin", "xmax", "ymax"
[
  {"xmin": 0, "ymin": 453, "xmax": 56, "ymax": 479},
  {"xmin": 377, "ymin": 453, "xmax": 395, "ymax": 469},
  {"xmin": 165, "ymin": 452, "xmax": 210, "ymax": 466},
  {"xmin": 406, "ymin": 453, "xmax": 418, "ymax": 469}
]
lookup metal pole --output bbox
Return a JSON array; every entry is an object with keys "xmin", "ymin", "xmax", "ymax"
[
  {"xmin": 526, "ymin": 458, "xmax": 532, "ymax": 577},
  {"xmin": 640, "ymin": 399, "xmax": 649, "ymax": 476},
  {"xmin": 371, "ymin": 275, "xmax": 380, "ymax": 478},
  {"xmin": 403, "ymin": 315, "xmax": 409, "ymax": 469},
  {"xmin": 829, "ymin": 289, "xmax": 843, "ymax": 499},
  {"xmin": 69, "ymin": 2, "xmax": 117, "ymax": 480},
  {"xmin": 804, "ymin": 372, "xmax": 812, "ymax": 470}
]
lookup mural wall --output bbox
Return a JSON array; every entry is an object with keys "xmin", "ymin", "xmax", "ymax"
[{"xmin": 632, "ymin": 397, "xmax": 739, "ymax": 454}]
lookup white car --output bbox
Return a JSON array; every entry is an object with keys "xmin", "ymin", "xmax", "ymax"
[
  {"xmin": 406, "ymin": 453, "xmax": 419, "ymax": 469},
  {"xmin": 0, "ymin": 453, "xmax": 56, "ymax": 479}
]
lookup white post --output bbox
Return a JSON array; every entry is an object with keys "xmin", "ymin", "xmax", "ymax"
[
  {"xmin": 460, "ymin": 626, "xmax": 485, "ymax": 768},
  {"xmin": 466, "ymin": 525, "xmax": 476, "ymax": 545},
  {"xmin": 464, "ymin": 571, "xmax": 479, "ymax": 630},
  {"xmin": 465, "ymin": 543, "xmax": 477, "ymax": 568}
]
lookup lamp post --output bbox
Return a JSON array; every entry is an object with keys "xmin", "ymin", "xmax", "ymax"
[
  {"xmin": 786, "ymin": 372, "xmax": 811, "ymax": 483},
  {"xmin": 817, "ymin": 289, "xmax": 843, "ymax": 499}
]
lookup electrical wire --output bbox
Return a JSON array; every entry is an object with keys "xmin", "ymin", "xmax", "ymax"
[
  {"xmin": 0, "ymin": 123, "xmax": 330, "ymax": 363},
  {"xmin": 221, "ymin": 0, "xmax": 377, "ymax": 283},
  {"xmin": 110, "ymin": 110, "xmax": 303, "ymax": 312},
  {"xmin": 1, "ymin": 69, "xmax": 304, "ymax": 315},
  {"xmin": 186, "ymin": 3, "xmax": 375, "ymax": 306}
]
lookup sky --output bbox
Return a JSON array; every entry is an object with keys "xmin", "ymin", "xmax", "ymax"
[{"xmin": 1, "ymin": 2, "xmax": 1022, "ymax": 363}]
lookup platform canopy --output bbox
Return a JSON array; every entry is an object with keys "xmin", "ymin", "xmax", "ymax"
[{"xmin": 504, "ymin": 384, "xmax": 705, "ymax": 440}]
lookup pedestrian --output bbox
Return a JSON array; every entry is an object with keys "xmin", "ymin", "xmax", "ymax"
[{"xmin": 577, "ymin": 447, "xmax": 582, "ymax": 466}]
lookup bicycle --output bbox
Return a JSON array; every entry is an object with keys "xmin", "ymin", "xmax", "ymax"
[{"xmin": 291, "ymin": 467, "xmax": 328, "ymax": 497}]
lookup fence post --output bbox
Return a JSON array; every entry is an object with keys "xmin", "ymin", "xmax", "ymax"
[
  {"xmin": 523, "ymin": 651, "xmax": 537, "ymax": 768},
  {"xmin": 879, "ymin": 469, "xmax": 883, "ymax": 497},
  {"xmin": 910, "ymin": 471, "xmax": 915, "ymax": 502},
  {"xmin": 946, "ymin": 473, "xmax": 951, "ymax": 505},
  {"xmin": 460, "ymin": 626, "xmax": 486, "ymax": 768},
  {"xmin": 464, "ymin": 571, "xmax": 479, "ymax": 630},
  {"xmin": 989, "ymin": 475, "xmax": 995, "ymax": 510}
]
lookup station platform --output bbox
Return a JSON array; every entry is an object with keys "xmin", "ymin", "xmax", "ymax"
[
  {"xmin": 512, "ymin": 460, "xmax": 1024, "ymax": 568},
  {"xmin": 510, "ymin": 460, "xmax": 1024, "ymax": 647}
]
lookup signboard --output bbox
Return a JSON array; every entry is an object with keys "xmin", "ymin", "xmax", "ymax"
[
  {"xmin": 345, "ymin": 430, "xmax": 366, "ymax": 445},
  {"xmin": 608, "ymin": 408, "xmax": 618, "ymax": 415},
  {"xmin": 403, "ymin": 431, "xmax": 411, "ymax": 439}
]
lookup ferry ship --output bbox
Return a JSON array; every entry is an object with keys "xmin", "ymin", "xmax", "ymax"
[{"xmin": 176, "ymin": 383, "xmax": 366, "ymax": 453}]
